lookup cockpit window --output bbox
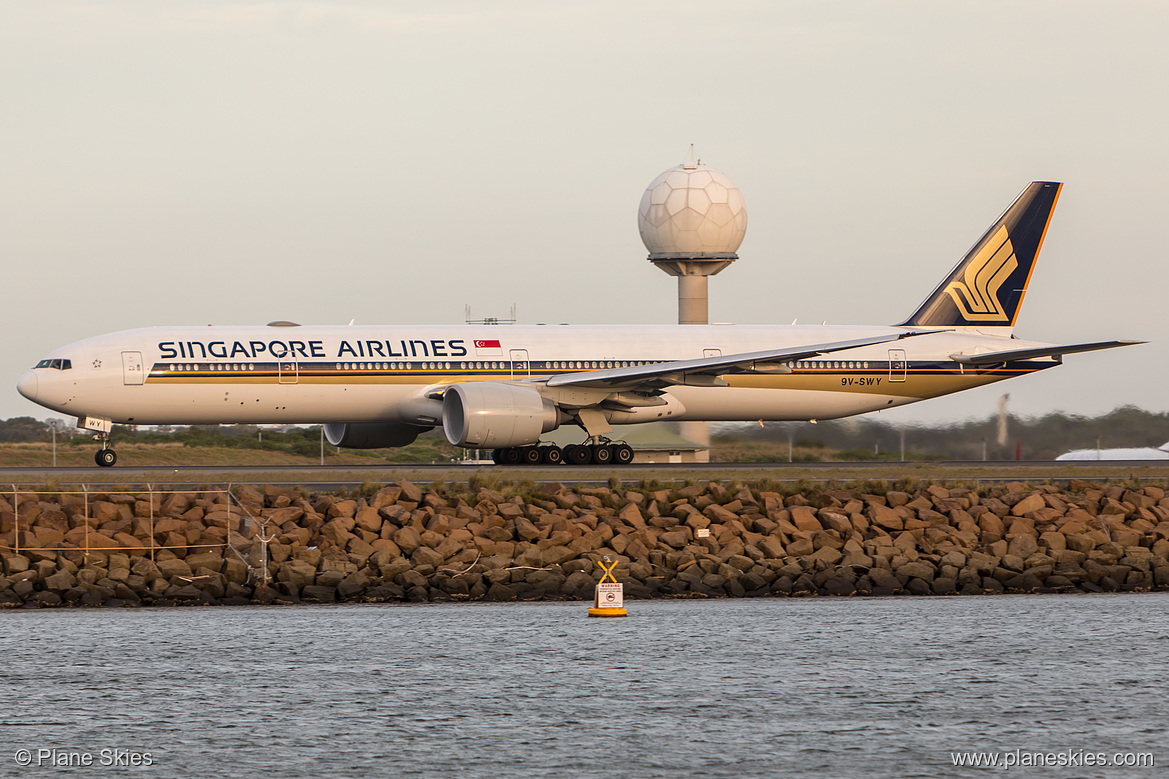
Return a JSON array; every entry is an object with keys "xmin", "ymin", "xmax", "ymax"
[{"xmin": 35, "ymin": 359, "xmax": 72, "ymax": 370}]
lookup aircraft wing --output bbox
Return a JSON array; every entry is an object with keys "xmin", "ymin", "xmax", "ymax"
[
  {"xmin": 544, "ymin": 330, "xmax": 935, "ymax": 391},
  {"xmin": 949, "ymin": 340, "xmax": 1144, "ymax": 365}
]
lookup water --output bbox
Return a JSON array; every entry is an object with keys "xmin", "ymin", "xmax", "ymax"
[{"xmin": 2, "ymin": 594, "xmax": 1166, "ymax": 778}]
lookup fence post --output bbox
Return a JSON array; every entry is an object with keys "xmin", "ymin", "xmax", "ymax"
[
  {"xmin": 148, "ymin": 484, "xmax": 156, "ymax": 562},
  {"xmin": 11, "ymin": 484, "xmax": 18, "ymax": 556},
  {"xmin": 83, "ymin": 484, "xmax": 90, "ymax": 560}
]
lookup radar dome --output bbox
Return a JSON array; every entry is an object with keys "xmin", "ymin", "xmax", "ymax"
[{"xmin": 638, "ymin": 163, "xmax": 747, "ymax": 258}]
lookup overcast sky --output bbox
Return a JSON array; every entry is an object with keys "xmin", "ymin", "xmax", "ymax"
[{"xmin": 2, "ymin": 1, "xmax": 1166, "ymax": 427}]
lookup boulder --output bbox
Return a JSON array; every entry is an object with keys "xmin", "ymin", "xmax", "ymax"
[
  {"xmin": 904, "ymin": 577, "xmax": 931, "ymax": 595},
  {"xmin": 789, "ymin": 506, "xmax": 823, "ymax": 533},
  {"xmin": 563, "ymin": 571, "xmax": 597, "ymax": 599},
  {"xmin": 703, "ymin": 504, "xmax": 738, "ymax": 524},
  {"xmin": 222, "ymin": 558, "xmax": 248, "ymax": 584},
  {"xmin": 618, "ymin": 500, "xmax": 654, "ymax": 528},
  {"xmin": 185, "ymin": 552, "xmax": 223, "ymax": 573},
  {"xmin": 868, "ymin": 504, "xmax": 903, "ymax": 532},
  {"xmin": 278, "ymin": 559, "xmax": 318, "ymax": 588},
  {"xmin": 397, "ymin": 480, "xmax": 423, "ymax": 504},
  {"xmin": 1007, "ymin": 535, "xmax": 1039, "ymax": 560},
  {"xmin": 514, "ymin": 518, "xmax": 541, "ymax": 542},
  {"xmin": 301, "ymin": 585, "xmax": 336, "ymax": 603},
  {"xmin": 486, "ymin": 582, "xmax": 521, "ymax": 601},
  {"xmin": 346, "ymin": 538, "xmax": 376, "ymax": 568},
  {"xmin": 393, "ymin": 526, "xmax": 423, "ymax": 555},
  {"xmin": 156, "ymin": 558, "xmax": 193, "ymax": 579},
  {"xmin": 1011, "ymin": 493, "xmax": 1046, "ymax": 516},
  {"xmin": 896, "ymin": 560, "xmax": 936, "ymax": 582},
  {"xmin": 540, "ymin": 545, "xmax": 578, "ymax": 567},
  {"xmin": 2, "ymin": 555, "xmax": 30, "ymax": 575},
  {"xmin": 1038, "ymin": 531, "xmax": 1067, "ymax": 552},
  {"xmin": 756, "ymin": 536, "xmax": 785, "ymax": 559},
  {"xmin": 1004, "ymin": 572, "xmax": 1044, "ymax": 592},
  {"xmin": 819, "ymin": 511, "xmax": 852, "ymax": 535},
  {"xmin": 786, "ymin": 537, "xmax": 814, "ymax": 557},
  {"xmin": 412, "ymin": 546, "xmax": 444, "ymax": 569},
  {"xmin": 337, "ymin": 571, "xmax": 371, "ymax": 600},
  {"xmin": 43, "ymin": 571, "xmax": 76, "ymax": 592},
  {"xmin": 931, "ymin": 577, "xmax": 958, "ymax": 595},
  {"xmin": 321, "ymin": 517, "xmax": 356, "ymax": 548},
  {"xmin": 867, "ymin": 568, "xmax": 902, "ymax": 591},
  {"xmin": 353, "ymin": 507, "xmax": 383, "ymax": 534}
]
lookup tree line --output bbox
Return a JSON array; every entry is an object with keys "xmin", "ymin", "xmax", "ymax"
[
  {"xmin": 0, "ymin": 418, "xmax": 324, "ymax": 458},
  {"xmin": 715, "ymin": 405, "xmax": 1169, "ymax": 460},
  {"xmin": 3, "ymin": 405, "xmax": 1169, "ymax": 460}
]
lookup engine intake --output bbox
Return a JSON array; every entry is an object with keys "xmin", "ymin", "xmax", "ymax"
[{"xmin": 442, "ymin": 383, "xmax": 562, "ymax": 448}]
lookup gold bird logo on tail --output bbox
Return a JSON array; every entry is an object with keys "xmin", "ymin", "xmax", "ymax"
[{"xmin": 943, "ymin": 226, "xmax": 1017, "ymax": 322}]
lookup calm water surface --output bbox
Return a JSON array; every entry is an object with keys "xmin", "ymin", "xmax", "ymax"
[{"xmin": 2, "ymin": 594, "xmax": 1166, "ymax": 778}]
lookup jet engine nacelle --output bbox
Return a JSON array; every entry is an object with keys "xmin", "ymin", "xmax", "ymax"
[
  {"xmin": 324, "ymin": 422, "xmax": 429, "ymax": 449},
  {"xmin": 442, "ymin": 382, "xmax": 563, "ymax": 448}
]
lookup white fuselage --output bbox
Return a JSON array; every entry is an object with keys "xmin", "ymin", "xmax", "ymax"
[{"xmin": 17, "ymin": 323, "xmax": 1056, "ymax": 427}]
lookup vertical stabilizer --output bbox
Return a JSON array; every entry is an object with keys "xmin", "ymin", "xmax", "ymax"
[{"xmin": 900, "ymin": 181, "xmax": 1062, "ymax": 327}]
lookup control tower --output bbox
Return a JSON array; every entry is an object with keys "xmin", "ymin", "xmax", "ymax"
[
  {"xmin": 638, "ymin": 160, "xmax": 748, "ymax": 324},
  {"xmin": 638, "ymin": 159, "xmax": 748, "ymax": 458}
]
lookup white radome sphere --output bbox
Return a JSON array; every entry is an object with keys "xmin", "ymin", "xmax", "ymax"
[{"xmin": 638, "ymin": 163, "xmax": 747, "ymax": 256}]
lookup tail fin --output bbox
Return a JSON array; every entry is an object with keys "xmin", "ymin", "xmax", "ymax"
[{"xmin": 900, "ymin": 181, "xmax": 1062, "ymax": 327}]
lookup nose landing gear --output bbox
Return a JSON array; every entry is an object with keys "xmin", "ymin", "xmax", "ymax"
[
  {"xmin": 80, "ymin": 417, "xmax": 118, "ymax": 467},
  {"xmin": 95, "ymin": 447, "xmax": 117, "ymax": 467}
]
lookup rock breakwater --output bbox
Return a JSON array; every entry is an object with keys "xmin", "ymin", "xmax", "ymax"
[{"xmin": 2, "ymin": 479, "xmax": 1168, "ymax": 607}]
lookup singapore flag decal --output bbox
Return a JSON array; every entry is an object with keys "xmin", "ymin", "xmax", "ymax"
[{"xmin": 474, "ymin": 339, "xmax": 503, "ymax": 356}]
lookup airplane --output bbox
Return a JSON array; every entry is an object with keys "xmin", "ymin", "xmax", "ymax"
[
  {"xmin": 16, "ymin": 181, "xmax": 1142, "ymax": 467},
  {"xmin": 1056, "ymin": 442, "xmax": 1169, "ymax": 461}
]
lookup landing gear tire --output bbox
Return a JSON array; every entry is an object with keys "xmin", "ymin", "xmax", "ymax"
[
  {"xmin": 590, "ymin": 444, "xmax": 613, "ymax": 465},
  {"xmin": 521, "ymin": 446, "xmax": 543, "ymax": 465},
  {"xmin": 500, "ymin": 447, "xmax": 523, "ymax": 465},
  {"xmin": 542, "ymin": 446, "xmax": 563, "ymax": 465},
  {"xmin": 564, "ymin": 444, "xmax": 591, "ymax": 465},
  {"xmin": 491, "ymin": 449, "xmax": 504, "ymax": 465},
  {"xmin": 613, "ymin": 443, "xmax": 635, "ymax": 465},
  {"xmin": 95, "ymin": 449, "xmax": 117, "ymax": 467}
]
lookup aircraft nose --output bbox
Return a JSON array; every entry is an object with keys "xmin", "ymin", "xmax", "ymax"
[{"xmin": 17, "ymin": 371, "xmax": 38, "ymax": 402}]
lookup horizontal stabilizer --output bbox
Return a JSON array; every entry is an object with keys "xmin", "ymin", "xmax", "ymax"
[
  {"xmin": 546, "ymin": 330, "xmax": 938, "ymax": 391},
  {"xmin": 949, "ymin": 340, "xmax": 1144, "ymax": 365}
]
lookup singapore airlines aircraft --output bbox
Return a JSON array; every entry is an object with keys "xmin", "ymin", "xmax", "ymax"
[{"xmin": 17, "ymin": 182, "xmax": 1140, "ymax": 467}]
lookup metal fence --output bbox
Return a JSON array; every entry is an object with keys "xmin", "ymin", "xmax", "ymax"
[{"xmin": 0, "ymin": 485, "xmax": 258, "ymax": 563}]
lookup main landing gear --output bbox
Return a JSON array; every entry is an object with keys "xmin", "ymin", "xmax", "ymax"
[{"xmin": 490, "ymin": 441, "xmax": 634, "ymax": 466}]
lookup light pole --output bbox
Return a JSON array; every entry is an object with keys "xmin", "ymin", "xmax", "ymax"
[{"xmin": 48, "ymin": 418, "xmax": 64, "ymax": 467}]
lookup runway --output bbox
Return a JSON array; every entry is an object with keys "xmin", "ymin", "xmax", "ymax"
[{"xmin": 1, "ymin": 460, "xmax": 1167, "ymax": 489}]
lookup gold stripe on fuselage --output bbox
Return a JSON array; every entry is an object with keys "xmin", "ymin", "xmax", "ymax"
[
  {"xmin": 146, "ymin": 363, "xmax": 1053, "ymax": 401},
  {"xmin": 724, "ymin": 369, "xmax": 1037, "ymax": 399}
]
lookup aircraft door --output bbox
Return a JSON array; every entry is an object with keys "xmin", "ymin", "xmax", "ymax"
[
  {"xmin": 121, "ymin": 351, "xmax": 145, "ymax": 385},
  {"xmin": 278, "ymin": 359, "xmax": 299, "ymax": 384},
  {"xmin": 703, "ymin": 348, "xmax": 722, "ymax": 358},
  {"xmin": 888, "ymin": 349, "xmax": 907, "ymax": 382},
  {"xmin": 510, "ymin": 349, "xmax": 530, "ymax": 378}
]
